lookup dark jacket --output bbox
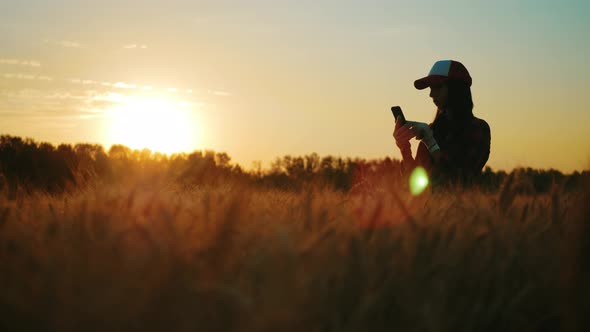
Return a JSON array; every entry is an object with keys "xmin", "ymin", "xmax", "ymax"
[{"xmin": 414, "ymin": 109, "xmax": 491, "ymax": 185}]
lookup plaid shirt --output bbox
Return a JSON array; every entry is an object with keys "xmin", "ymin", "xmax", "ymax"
[{"xmin": 414, "ymin": 111, "xmax": 491, "ymax": 183}]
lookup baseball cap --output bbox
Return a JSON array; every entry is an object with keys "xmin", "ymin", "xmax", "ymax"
[{"xmin": 414, "ymin": 60, "xmax": 472, "ymax": 90}]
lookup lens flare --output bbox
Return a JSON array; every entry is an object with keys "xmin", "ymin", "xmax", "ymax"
[{"xmin": 409, "ymin": 166, "xmax": 429, "ymax": 195}]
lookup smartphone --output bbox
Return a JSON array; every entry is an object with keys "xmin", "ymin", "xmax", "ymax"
[{"xmin": 390, "ymin": 106, "xmax": 406, "ymax": 125}]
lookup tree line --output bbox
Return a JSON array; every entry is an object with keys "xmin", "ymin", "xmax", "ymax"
[{"xmin": 0, "ymin": 135, "xmax": 587, "ymax": 198}]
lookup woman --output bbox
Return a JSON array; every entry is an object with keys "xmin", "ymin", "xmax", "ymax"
[{"xmin": 394, "ymin": 60, "xmax": 491, "ymax": 185}]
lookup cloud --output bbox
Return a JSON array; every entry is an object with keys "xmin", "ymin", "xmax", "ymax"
[
  {"xmin": 0, "ymin": 58, "xmax": 41, "ymax": 67},
  {"xmin": 1, "ymin": 88, "xmax": 102, "ymax": 104},
  {"xmin": 123, "ymin": 44, "xmax": 148, "ymax": 49},
  {"xmin": 0, "ymin": 88, "xmax": 43, "ymax": 99},
  {"xmin": 44, "ymin": 92, "xmax": 87, "ymax": 100},
  {"xmin": 113, "ymin": 82, "xmax": 137, "ymax": 89},
  {"xmin": 77, "ymin": 108, "xmax": 108, "ymax": 119},
  {"xmin": 0, "ymin": 87, "xmax": 112, "ymax": 124},
  {"xmin": 68, "ymin": 78, "xmax": 99, "ymax": 85},
  {"xmin": 36, "ymin": 73, "xmax": 207, "ymax": 98},
  {"xmin": 68, "ymin": 78, "xmax": 140, "ymax": 91},
  {"xmin": 44, "ymin": 39, "xmax": 83, "ymax": 48},
  {"xmin": 2, "ymin": 73, "xmax": 53, "ymax": 81},
  {"xmin": 89, "ymin": 92, "xmax": 127, "ymax": 103},
  {"xmin": 69, "ymin": 80, "xmax": 111, "ymax": 87},
  {"xmin": 62, "ymin": 74, "xmax": 204, "ymax": 96}
]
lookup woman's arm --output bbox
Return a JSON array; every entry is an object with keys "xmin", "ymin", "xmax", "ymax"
[{"xmin": 400, "ymin": 147, "xmax": 414, "ymax": 162}]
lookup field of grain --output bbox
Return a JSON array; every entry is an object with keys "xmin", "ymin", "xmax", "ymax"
[{"xmin": 0, "ymin": 177, "xmax": 588, "ymax": 332}]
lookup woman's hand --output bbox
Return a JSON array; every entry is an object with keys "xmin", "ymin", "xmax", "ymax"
[
  {"xmin": 393, "ymin": 118, "xmax": 415, "ymax": 158},
  {"xmin": 406, "ymin": 121, "xmax": 440, "ymax": 153}
]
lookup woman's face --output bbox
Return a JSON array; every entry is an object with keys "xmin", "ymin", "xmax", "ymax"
[{"xmin": 429, "ymin": 83, "xmax": 448, "ymax": 108}]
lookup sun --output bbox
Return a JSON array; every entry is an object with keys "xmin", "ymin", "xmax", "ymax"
[{"xmin": 106, "ymin": 95, "xmax": 198, "ymax": 154}]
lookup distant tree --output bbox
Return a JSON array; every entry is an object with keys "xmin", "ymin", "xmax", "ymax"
[
  {"xmin": 215, "ymin": 152, "xmax": 231, "ymax": 169},
  {"xmin": 0, "ymin": 134, "xmax": 587, "ymax": 195}
]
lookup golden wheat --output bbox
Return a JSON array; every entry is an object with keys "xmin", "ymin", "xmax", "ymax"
[{"xmin": 0, "ymin": 178, "xmax": 587, "ymax": 332}]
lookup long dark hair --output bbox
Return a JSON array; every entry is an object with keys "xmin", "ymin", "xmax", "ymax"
[{"xmin": 432, "ymin": 80, "xmax": 474, "ymax": 136}]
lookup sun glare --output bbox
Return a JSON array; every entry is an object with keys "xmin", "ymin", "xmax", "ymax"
[
  {"xmin": 106, "ymin": 95, "xmax": 198, "ymax": 154},
  {"xmin": 409, "ymin": 166, "xmax": 429, "ymax": 195}
]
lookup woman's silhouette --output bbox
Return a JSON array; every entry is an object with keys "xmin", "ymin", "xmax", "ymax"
[{"xmin": 394, "ymin": 60, "xmax": 491, "ymax": 186}]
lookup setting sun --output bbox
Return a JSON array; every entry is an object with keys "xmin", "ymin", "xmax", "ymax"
[{"xmin": 105, "ymin": 95, "xmax": 199, "ymax": 154}]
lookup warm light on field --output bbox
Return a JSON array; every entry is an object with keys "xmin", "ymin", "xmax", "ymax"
[
  {"xmin": 409, "ymin": 166, "xmax": 429, "ymax": 195},
  {"xmin": 106, "ymin": 95, "xmax": 198, "ymax": 154}
]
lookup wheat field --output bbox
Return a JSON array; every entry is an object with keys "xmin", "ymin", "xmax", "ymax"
[{"xmin": 0, "ymin": 176, "xmax": 588, "ymax": 332}]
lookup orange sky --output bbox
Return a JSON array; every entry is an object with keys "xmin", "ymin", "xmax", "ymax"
[{"xmin": 1, "ymin": 1, "xmax": 589, "ymax": 172}]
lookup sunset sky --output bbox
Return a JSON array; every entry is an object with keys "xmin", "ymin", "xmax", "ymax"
[{"xmin": 1, "ymin": 0, "xmax": 589, "ymax": 172}]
